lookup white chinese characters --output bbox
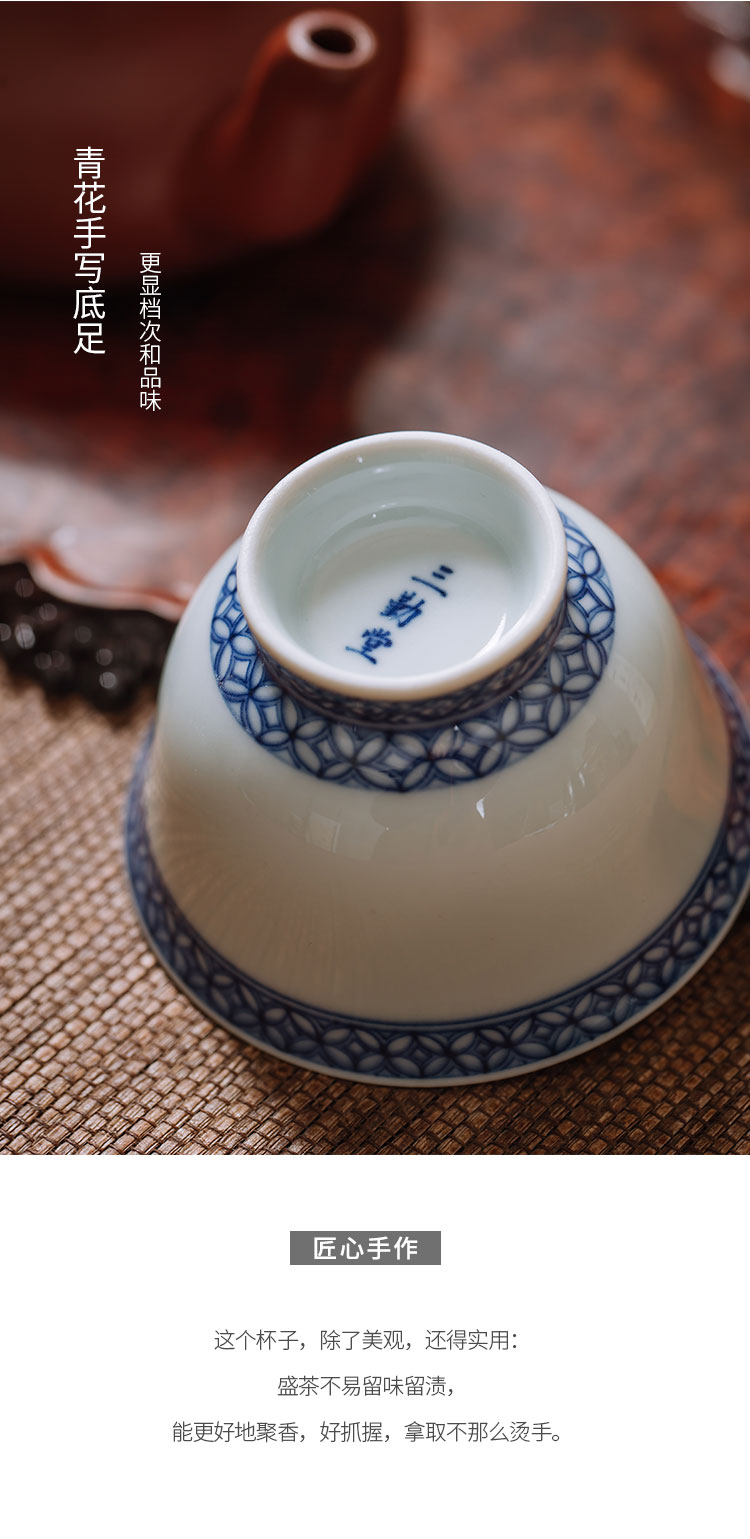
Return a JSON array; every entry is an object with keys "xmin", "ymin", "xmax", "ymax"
[
  {"xmin": 74, "ymin": 147, "xmax": 105, "ymax": 355},
  {"xmin": 140, "ymin": 253, "xmax": 162, "ymax": 410},
  {"xmin": 313, "ymin": 1234, "xmax": 420, "ymax": 1262}
]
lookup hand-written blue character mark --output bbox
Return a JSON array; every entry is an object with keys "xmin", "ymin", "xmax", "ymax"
[
  {"xmin": 345, "ymin": 627, "xmax": 393, "ymax": 665},
  {"xmin": 411, "ymin": 563, "xmax": 454, "ymax": 597},
  {"xmin": 380, "ymin": 591, "xmax": 425, "ymax": 627},
  {"xmin": 346, "ymin": 565, "xmax": 455, "ymax": 664}
]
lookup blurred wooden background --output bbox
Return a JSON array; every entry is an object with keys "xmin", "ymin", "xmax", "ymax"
[{"xmin": 1, "ymin": 1, "xmax": 747, "ymax": 684}]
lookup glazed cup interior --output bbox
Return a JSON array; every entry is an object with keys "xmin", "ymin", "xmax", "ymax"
[{"xmin": 236, "ymin": 431, "xmax": 567, "ymax": 703}]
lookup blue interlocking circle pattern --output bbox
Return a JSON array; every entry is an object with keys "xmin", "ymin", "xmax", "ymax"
[
  {"xmin": 262, "ymin": 600, "xmax": 566, "ymax": 728},
  {"xmin": 126, "ymin": 645, "xmax": 750, "ymax": 1083},
  {"xmin": 209, "ymin": 513, "xmax": 616, "ymax": 792}
]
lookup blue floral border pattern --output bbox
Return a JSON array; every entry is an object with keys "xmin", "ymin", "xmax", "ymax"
[
  {"xmin": 209, "ymin": 513, "xmax": 616, "ymax": 792},
  {"xmin": 260, "ymin": 600, "xmax": 566, "ymax": 729},
  {"xmin": 126, "ymin": 644, "xmax": 749, "ymax": 1083}
]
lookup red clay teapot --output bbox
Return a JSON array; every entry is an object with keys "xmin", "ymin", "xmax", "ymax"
[{"xmin": 1, "ymin": 1, "xmax": 408, "ymax": 282}]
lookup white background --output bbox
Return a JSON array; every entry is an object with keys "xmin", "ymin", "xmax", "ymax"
[{"xmin": 2, "ymin": 1155, "xmax": 746, "ymax": 1539}]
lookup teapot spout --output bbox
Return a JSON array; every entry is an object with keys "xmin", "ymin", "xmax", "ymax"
[{"xmin": 182, "ymin": 8, "xmax": 396, "ymax": 248}]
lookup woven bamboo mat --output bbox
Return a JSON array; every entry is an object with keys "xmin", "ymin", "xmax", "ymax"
[{"xmin": 1, "ymin": 663, "xmax": 748, "ymax": 1155}]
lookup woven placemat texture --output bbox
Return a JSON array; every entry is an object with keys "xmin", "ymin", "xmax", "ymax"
[{"xmin": 0, "ymin": 665, "xmax": 748, "ymax": 1155}]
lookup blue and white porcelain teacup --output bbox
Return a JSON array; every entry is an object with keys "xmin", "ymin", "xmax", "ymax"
[{"xmin": 126, "ymin": 432, "xmax": 750, "ymax": 1084}]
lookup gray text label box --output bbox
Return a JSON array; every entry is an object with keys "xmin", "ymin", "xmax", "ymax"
[{"xmin": 290, "ymin": 1231, "xmax": 441, "ymax": 1265}]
